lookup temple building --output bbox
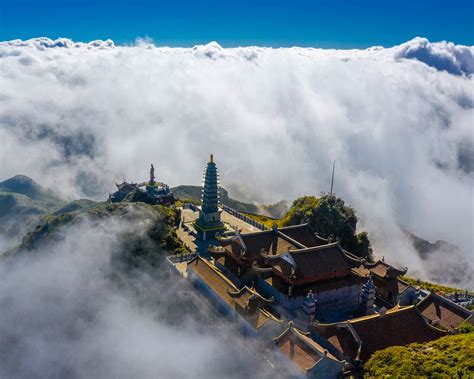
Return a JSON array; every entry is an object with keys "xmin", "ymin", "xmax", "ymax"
[
  {"xmin": 273, "ymin": 322, "xmax": 345, "ymax": 379},
  {"xmin": 209, "ymin": 223, "xmax": 409, "ymax": 322},
  {"xmin": 109, "ymin": 181, "xmax": 139, "ymax": 202},
  {"xmin": 416, "ymin": 290, "xmax": 473, "ymax": 330},
  {"xmin": 186, "ymin": 255, "xmax": 282, "ymax": 338},
  {"xmin": 352, "ymin": 259, "xmax": 409, "ymax": 305},
  {"xmin": 109, "ymin": 164, "xmax": 174, "ymax": 205},
  {"xmin": 194, "ymin": 154, "xmax": 226, "ymax": 241},
  {"xmin": 171, "ymin": 154, "xmax": 474, "ymax": 377},
  {"xmin": 311, "ymin": 304, "xmax": 448, "ymax": 366}
]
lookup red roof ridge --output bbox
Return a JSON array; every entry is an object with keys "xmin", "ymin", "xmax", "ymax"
[
  {"xmin": 227, "ymin": 285, "xmax": 274, "ymax": 303},
  {"xmin": 348, "ymin": 305, "xmax": 416, "ymax": 324},
  {"xmin": 287, "ymin": 241, "xmax": 341, "ymax": 254},
  {"xmin": 277, "ymin": 230, "xmax": 308, "ymax": 249}
]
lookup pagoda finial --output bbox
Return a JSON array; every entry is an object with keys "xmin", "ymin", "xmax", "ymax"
[{"xmin": 210, "ymin": 154, "xmax": 214, "ymax": 163}]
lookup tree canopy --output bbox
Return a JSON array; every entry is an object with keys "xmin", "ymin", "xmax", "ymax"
[{"xmin": 281, "ymin": 194, "xmax": 371, "ymax": 259}]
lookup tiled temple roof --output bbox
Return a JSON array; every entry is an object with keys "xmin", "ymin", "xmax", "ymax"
[
  {"xmin": 277, "ymin": 224, "xmax": 328, "ymax": 248},
  {"xmin": 365, "ymin": 260, "xmax": 407, "ymax": 279},
  {"xmin": 187, "ymin": 256, "xmax": 280, "ymax": 329},
  {"xmin": 417, "ymin": 291, "xmax": 473, "ymax": 330},
  {"xmin": 218, "ymin": 224, "xmax": 330, "ymax": 263},
  {"xmin": 313, "ymin": 324, "xmax": 360, "ymax": 361},
  {"xmin": 266, "ymin": 243, "xmax": 352, "ymax": 284},
  {"xmin": 274, "ymin": 322, "xmax": 341, "ymax": 373},
  {"xmin": 219, "ymin": 230, "xmax": 300, "ymax": 262},
  {"xmin": 349, "ymin": 306, "xmax": 446, "ymax": 361},
  {"xmin": 313, "ymin": 306, "xmax": 447, "ymax": 362}
]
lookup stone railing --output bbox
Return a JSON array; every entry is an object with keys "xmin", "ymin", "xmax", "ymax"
[
  {"xmin": 167, "ymin": 252, "xmax": 198, "ymax": 264},
  {"xmin": 221, "ymin": 204, "xmax": 269, "ymax": 231},
  {"xmin": 182, "ymin": 202, "xmax": 199, "ymax": 212}
]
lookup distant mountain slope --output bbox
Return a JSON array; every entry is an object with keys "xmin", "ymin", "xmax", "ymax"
[
  {"xmin": 0, "ymin": 175, "xmax": 61, "ymax": 203},
  {"xmin": 403, "ymin": 228, "xmax": 459, "ymax": 258},
  {"xmin": 5, "ymin": 202, "xmax": 178, "ymax": 256},
  {"xmin": 0, "ymin": 175, "xmax": 96, "ymax": 247},
  {"xmin": 171, "ymin": 185, "xmax": 287, "ymax": 218}
]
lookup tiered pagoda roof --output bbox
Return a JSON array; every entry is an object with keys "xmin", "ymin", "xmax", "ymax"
[{"xmin": 201, "ymin": 154, "xmax": 220, "ymax": 214}]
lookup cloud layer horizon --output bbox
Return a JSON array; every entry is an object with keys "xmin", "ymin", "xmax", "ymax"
[{"xmin": 1, "ymin": 36, "xmax": 473, "ymax": 287}]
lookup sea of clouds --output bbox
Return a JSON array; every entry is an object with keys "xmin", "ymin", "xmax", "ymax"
[{"xmin": 0, "ymin": 37, "xmax": 473, "ymax": 287}]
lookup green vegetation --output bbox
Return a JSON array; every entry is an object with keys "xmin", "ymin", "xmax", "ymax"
[
  {"xmin": 52, "ymin": 199, "xmax": 97, "ymax": 215},
  {"xmin": 364, "ymin": 326, "xmax": 474, "ymax": 378},
  {"xmin": 280, "ymin": 195, "xmax": 372, "ymax": 259},
  {"xmin": 241, "ymin": 212, "xmax": 279, "ymax": 229},
  {"xmin": 6, "ymin": 201, "xmax": 185, "ymax": 259},
  {"xmin": 401, "ymin": 276, "xmax": 471, "ymax": 295}
]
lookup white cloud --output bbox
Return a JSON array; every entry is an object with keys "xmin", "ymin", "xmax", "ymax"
[
  {"xmin": 395, "ymin": 37, "xmax": 474, "ymax": 76},
  {"xmin": 0, "ymin": 212, "xmax": 276, "ymax": 378},
  {"xmin": 0, "ymin": 37, "xmax": 473, "ymax": 287}
]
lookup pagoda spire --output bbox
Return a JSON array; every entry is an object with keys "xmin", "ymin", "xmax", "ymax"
[{"xmin": 194, "ymin": 154, "xmax": 225, "ymax": 241}]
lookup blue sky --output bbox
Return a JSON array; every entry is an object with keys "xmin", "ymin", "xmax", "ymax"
[{"xmin": 1, "ymin": 0, "xmax": 473, "ymax": 47}]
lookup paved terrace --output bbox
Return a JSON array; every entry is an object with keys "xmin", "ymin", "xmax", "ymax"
[{"xmin": 177, "ymin": 207, "xmax": 261, "ymax": 256}]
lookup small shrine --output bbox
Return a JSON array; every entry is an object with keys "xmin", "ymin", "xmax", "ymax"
[{"xmin": 109, "ymin": 163, "xmax": 174, "ymax": 205}]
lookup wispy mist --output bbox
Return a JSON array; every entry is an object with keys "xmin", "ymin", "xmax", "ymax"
[{"xmin": 0, "ymin": 37, "xmax": 472, "ymax": 287}]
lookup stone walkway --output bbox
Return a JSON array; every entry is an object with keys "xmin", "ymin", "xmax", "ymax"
[{"xmin": 177, "ymin": 207, "xmax": 260, "ymax": 254}]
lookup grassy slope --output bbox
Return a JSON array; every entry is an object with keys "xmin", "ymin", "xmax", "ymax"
[
  {"xmin": 401, "ymin": 275, "xmax": 470, "ymax": 295},
  {"xmin": 364, "ymin": 326, "xmax": 474, "ymax": 378},
  {"xmin": 4, "ymin": 201, "xmax": 185, "ymax": 257},
  {"xmin": 241, "ymin": 212, "xmax": 279, "ymax": 228}
]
